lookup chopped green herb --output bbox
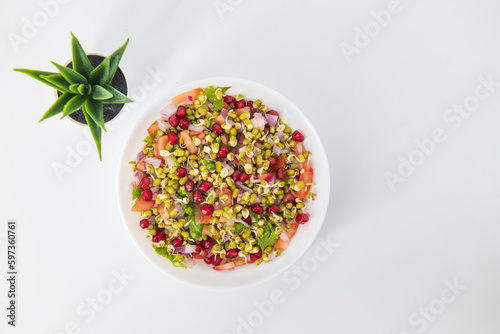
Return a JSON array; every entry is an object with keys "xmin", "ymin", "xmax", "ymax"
[
  {"xmin": 204, "ymin": 86, "xmax": 230, "ymax": 111},
  {"xmin": 256, "ymin": 222, "xmax": 278, "ymax": 250},
  {"xmin": 152, "ymin": 245, "xmax": 187, "ymax": 269},
  {"xmin": 132, "ymin": 185, "xmax": 143, "ymax": 200}
]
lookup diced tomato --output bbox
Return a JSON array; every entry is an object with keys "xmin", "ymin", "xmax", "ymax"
[
  {"xmin": 171, "ymin": 88, "xmax": 202, "ymax": 105},
  {"xmin": 180, "ymin": 130, "xmax": 198, "ymax": 155},
  {"xmin": 235, "ymin": 108, "xmax": 246, "ymax": 116},
  {"xmin": 258, "ymin": 172, "xmax": 275, "ymax": 182},
  {"xmin": 157, "ymin": 203, "xmax": 170, "ymax": 220},
  {"xmin": 223, "ymin": 102, "xmax": 231, "ymax": 110},
  {"xmin": 190, "ymin": 131, "xmax": 206, "ymax": 142},
  {"xmin": 154, "ymin": 135, "xmax": 169, "ymax": 159},
  {"xmin": 202, "ymin": 225, "xmax": 219, "ymax": 238},
  {"xmin": 221, "ymin": 134, "xmax": 229, "ymax": 146},
  {"xmin": 218, "ymin": 187, "xmax": 233, "ymax": 208},
  {"xmin": 214, "ymin": 115, "xmax": 226, "ymax": 125},
  {"xmin": 136, "ymin": 157, "xmax": 147, "ymax": 172},
  {"xmin": 274, "ymin": 239, "xmax": 288, "ymax": 251},
  {"xmin": 297, "ymin": 168, "xmax": 314, "ymax": 199},
  {"xmin": 131, "ymin": 197, "xmax": 154, "ymax": 212},
  {"xmin": 271, "ymin": 154, "xmax": 286, "ymax": 172},
  {"xmin": 147, "ymin": 122, "xmax": 160, "ymax": 135},
  {"xmin": 213, "ymin": 262, "xmax": 235, "ymax": 271},
  {"xmin": 233, "ymin": 258, "xmax": 256, "ymax": 267},
  {"xmin": 193, "ymin": 254, "xmax": 205, "ymax": 260},
  {"xmin": 288, "ymin": 222, "xmax": 299, "ymax": 239}
]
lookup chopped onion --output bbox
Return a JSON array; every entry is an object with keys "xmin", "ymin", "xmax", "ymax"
[
  {"xmin": 250, "ymin": 177, "xmax": 261, "ymax": 184},
  {"xmin": 251, "ymin": 113, "xmax": 266, "ymax": 131},
  {"xmin": 234, "ymin": 218, "xmax": 249, "ymax": 227},
  {"xmin": 157, "ymin": 118, "xmax": 170, "ymax": 132},
  {"xmin": 272, "ymin": 145, "xmax": 290, "ymax": 156},
  {"xmin": 206, "ymin": 101, "xmax": 214, "ymax": 111},
  {"xmin": 134, "ymin": 171, "xmax": 143, "ymax": 180},
  {"xmin": 159, "ymin": 103, "xmax": 177, "ymax": 118},
  {"xmin": 137, "ymin": 151, "xmax": 145, "ymax": 161},
  {"xmin": 128, "ymin": 181, "xmax": 136, "ymax": 194},
  {"xmin": 144, "ymin": 157, "xmax": 162, "ymax": 168},
  {"xmin": 236, "ymin": 182, "xmax": 253, "ymax": 193},
  {"xmin": 227, "ymin": 118, "xmax": 235, "ymax": 126},
  {"xmin": 276, "ymin": 131, "xmax": 284, "ymax": 140},
  {"xmin": 221, "ymin": 108, "xmax": 228, "ymax": 118},
  {"xmin": 236, "ymin": 189, "xmax": 243, "ymax": 203},
  {"xmin": 265, "ymin": 114, "xmax": 278, "ymax": 126},
  {"xmin": 279, "ymin": 230, "xmax": 289, "ymax": 243},
  {"xmin": 188, "ymin": 124, "xmax": 207, "ymax": 132},
  {"xmin": 239, "ymin": 145, "xmax": 247, "ymax": 154},
  {"xmin": 221, "ymin": 162, "xmax": 234, "ymax": 174},
  {"xmin": 183, "ymin": 258, "xmax": 195, "ymax": 268},
  {"xmin": 225, "ymin": 218, "xmax": 235, "ymax": 226},
  {"xmin": 173, "ymin": 245, "xmax": 197, "ymax": 255},
  {"xmin": 294, "ymin": 142, "xmax": 305, "ymax": 155}
]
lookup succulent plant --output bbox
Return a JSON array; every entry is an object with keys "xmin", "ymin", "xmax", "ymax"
[{"xmin": 14, "ymin": 33, "xmax": 133, "ymax": 160}]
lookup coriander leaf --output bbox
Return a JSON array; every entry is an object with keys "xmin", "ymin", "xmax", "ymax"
[
  {"xmin": 152, "ymin": 245, "xmax": 187, "ymax": 269},
  {"xmin": 235, "ymin": 223, "xmax": 250, "ymax": 235},
  {"xmin": 182, "ymin": 202, "xmax": 195, "ymax": 217},
  {"xmin": 213, "ymin": 99, "xmax": 223, "ymax": 111},
  {"xmin": 189, "ymin": 219, "xmax": 203, "ymax": 239},
  {"xmin": 203, "ymin": 86, "xmax": 230, "ymax": 111},
  {"xmin": 144, "ymin": 134, "xmax": 153, "ymax": 143},
  {"xmin": 132, "ymin": 185, "xmax": 143, "ymax": 200},
  {"xmin": 177, "ymin": 186, "xmax": 188, "ymax": 198},
  {"xmin": 256, "ymin": 222, "xmax": 278, "ymax": 251}
]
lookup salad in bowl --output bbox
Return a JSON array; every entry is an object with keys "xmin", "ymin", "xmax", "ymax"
[{"xmin": 129, "ymin": 85, "xmax": 317, "ymax": 271}]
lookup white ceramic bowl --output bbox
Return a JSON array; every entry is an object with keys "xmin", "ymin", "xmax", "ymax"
[{"xmin": 117, "ymin": 77, "xmax": 330, "ymax": 289}]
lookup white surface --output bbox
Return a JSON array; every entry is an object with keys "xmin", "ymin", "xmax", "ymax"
[
  {"xmin": 1, "ymin": 0, "xmax": 499, "ymax": 333},
  {"xmin": 117, "ymin": 77, "xmax": 330, "ymax": 290}
]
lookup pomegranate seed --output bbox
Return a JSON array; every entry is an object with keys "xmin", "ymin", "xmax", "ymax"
[
  {"xmin": 251, "ymin": 204, "xmax": 263, "ymax": 215},
  {"xmin": 185, "ymin": 180, "xmax": 195, "ymax": 192},
  {"xmin": 212, "ymin": 255, "xmax": 223, "ymax": 266},
  {"xmin": 176, "ymin": 105, "xmax": 187, "ymax": 118},
  {"xmin": 201, "ymin": 203, "xmax": 214, "ymax": 216},
  {"xmin": 198, "ymin": 181, "xmax": 212, "ymax": 192},
  {"xmin": 169, "ymin": 114, "xmax": 180, "ymax": 127},
  {"xmin": 172, "ymin": 236, "xmax": 183, "ymax": 247},
  {"xmin": 217, "ymin": 146, "xmax": 229, "ymax": 159},
  {"xmin": 235, "ymin": 99, "xmax": 245, "ymax": 109},
  {"xmin": 176, "ymin": 167, "xmax": 187, "ymax": 177},
  {"xmin": 212, "ymin": 123, "xmax": 223, "ymax": 135},
  {"xmin": 139, "ymin": 219, "xmax": 149, "ymax": 229},
  {"xmin": 193, "ymin": 190, "xmax": 204, "ymax": 203},
  {"xmin": 201, "ymin": 239, "xmax": 212, "ymax": 249},
  {"xmin": 227, "ymin": 249, "xmax": 239, "ymax": 259},
  {"xmin": 296, "ymin": 213, "xmax": 309, "ymax": 224},
  {"xmin": 283, "ymin": 193, "xmax": 295, "ymax": 203},
  {"xmin": 178, "ymin": 118, "xmax": 189, "ymax": 130},
  {"xmin": 142, "ymin": 189, "xmax": 153, "ymax": 201},
  {"xmin": 250, "ymin": 249, "xmax": 262, "ymax": 259},
  {"xmin": 199, "ymin": 248, "xmax": 209, "ymax": 257},
  {"xmin": 232, "ymin": 170, "xmax": 241, "ymax": 181},
  {"xmin": 292, "ymin": 130, "xmax": 305, "ymax": 142},
  {"xmin": 169, "ymin": 131, "xmax": 179, "ymax": 145},
  {"xmin": 239, "ymin": 173, "xmax": 250, "ymax": 182},
  {"xmin": 152, "ymin": 230, "xmax": 166, "ymax": 243},
  {"xmin": 195, "ymin": 245, "xmax": 202, "ymax": 253},
  {"xmin": 204, "ymin": 257, "xmax": 213, "ymax": 265},
  {"xmin": 139, "ymin": 177, "xmax": 150, "ymax": 189},
  {"xmin": 276, "ymin": 168, "xmax": 287, "ymax": 180},
  {"xmin": 267, "ymin": 204, "xmax": 280, "ymax": 214},
  {"xmin": 268, "ymin": 157, "xmax": 277, "ymax": 166},
  {"xmin": 243, "ymin": 216, "xmax": 252, "ymax": 223},
  {"xmin": 224, "ymin": 95, "xmax": 235, "ymax": 104}
]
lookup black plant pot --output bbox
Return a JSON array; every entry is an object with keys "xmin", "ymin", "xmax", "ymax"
[{"xmin": 56, "ymin": 54, "xmax": 127, "ymax": 125}]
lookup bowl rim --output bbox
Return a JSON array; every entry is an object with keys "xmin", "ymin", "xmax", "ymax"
[{"xmin": 116, "ymin": 77, "xmax": 330, "ymax": 290}]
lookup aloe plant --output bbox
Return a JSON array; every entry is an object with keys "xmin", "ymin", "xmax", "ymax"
[{"xmin": 14, "ymin": 33, "xmax": 133, "ymax": 160}]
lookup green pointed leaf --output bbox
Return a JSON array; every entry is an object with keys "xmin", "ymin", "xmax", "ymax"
[
  {"xmin": 85, "ymin": 98, "xmax": 106, "ymax": 131},
  {"xmin": 13, "ymin": 69, "xmax": 63, "ymax": 91},
  {"xmin": 82, "ymin": 105, "xmax": 102, "ymax": 160},
  {"xmin": 51, "ymin": 61, "xmax": 88, "ymax": 85},
  {"xmin": 39, "ymin": 92, "xmax": 75, "ymax": 122},
  {"xmin": 71, "ymin": 33, "xmax": 93, "ymax": 79},
  {"xmin": 89, "ymin": 57, "xmax": 109, "ymax": 85},
  {"xmin": 61, "ymin": 94, "xmax": 88, "ymax": 118},
  {"xmin": 69, "ymin": 84, "xmax": 80, "ymax": 94},
  {"xmin": 92, "ymin": 85, "xmax": 113, "ymax": 100},
  {"xmin": 101, "ymin": 84, "xmax": 133, "ymax": 104},
  {"xmin": 40, "ymin": 74, "xmax": 70, "ymax": 92},
  {"xmin": 105, "ymin": 38, "xmax": 129, "ymax": 84},
  {"xmin": 77, "ymin": 84, "xmax": 90, "ymax": 95}
]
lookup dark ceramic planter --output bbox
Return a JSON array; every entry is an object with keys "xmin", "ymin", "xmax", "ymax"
[{"xmin": 56, "ymin": 54, "xmax": 127, "ymax": 125}]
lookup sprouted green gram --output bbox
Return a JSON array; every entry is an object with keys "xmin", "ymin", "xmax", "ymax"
[{"xmin": 130, "ymin": 86, "xmax": 316, "ymax": 270}]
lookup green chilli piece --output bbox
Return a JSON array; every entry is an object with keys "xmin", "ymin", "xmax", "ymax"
[{"xmin": 13, "ymin": 33, "xmax": 133, "ymax": 160}]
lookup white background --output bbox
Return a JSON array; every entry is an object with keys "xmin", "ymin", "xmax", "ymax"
[{"xmin": 1, "ymin": 0, "xmax": 499, "ymax": 333}]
